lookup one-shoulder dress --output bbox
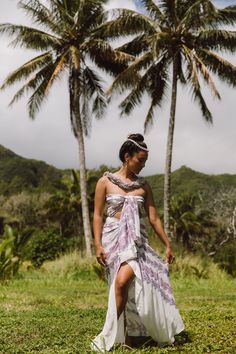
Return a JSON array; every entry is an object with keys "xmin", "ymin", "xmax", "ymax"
[{"xmin": 91, "ymin": 172, "xmax": 185, "ymax": 352}]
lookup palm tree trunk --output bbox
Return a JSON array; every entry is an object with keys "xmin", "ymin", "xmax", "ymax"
[
  {"xmin": 72, "ymin": 74, "xmax": 93, "ymax": 257},
  {"xmin": 164, "ymin": 58, "xmax": 178, "ymax": 237},
  {"xmin": 76, "ymin": 125, "xmax": 92, "ymax": 257}
]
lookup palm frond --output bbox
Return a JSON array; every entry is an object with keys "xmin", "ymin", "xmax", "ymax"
[
  {"xmin": 146, "ymin": 56, "xmax": 169, "ymax": 95},
  {"xmin": 49, "ymin": 0, "xmax": 75, "ymax": 29},
  {"xmin": 116, "ymin": 34, "xmax": 150, "ymax": 56},
  {"xmin": 192, "ymin": 53, "xmax": 221, "ymax": 99},
  {"xmin": 86, "ymin": 39, "xmax": 133, "ymax": 76},
  {"xmin": 144, "ymin": 99, "xmax": 158, "ymax": 133},
  {"xmin": 201, "ymin": 0, "xmax": 218, "ymax": 24},
  {"xmin": 183, "ymin": 46, "xmax": 220, "ymax": 99},
  {"xmin": 19, "ymin": 0, "xmax": 62, "ymax": 35},
  {"xmin": 81, "ymin": 66, "xmax": 106, "ymax": 119},
  {"xmin": 191, "ymin": 84, "xmax": 213, "ymax": 123},
  {"xmin": 148, "ymin": 32, "xmax": 170, "ymax": 60},
  {"xmin": 198, "ymin": 49, "xmax": 236, "ymax": 87},
  {"xmin": 143, "ymin": 57, "xmax": 169, "ymax": 131},
  {"xmin": 160, "ymin": 0, "xmax": 178, "ymax": 27},
  {"xmin": 0, "ymin": 23, "xmax": 61, "ymax": 50},
  {"xmin": 108, "ymin": 52, "xmax": 152, "ymax": 95},
  {"xmin": 139, "ymin": 0, "xmax": 165, "ymax": 22},
  {"xmin": 45, "ymin": 54, "xmax": 67, "ymax": 94},
  {"xmin": 187, "ymin": 67, "xmax": 213, "ymax": 123},
  {"xmin": 0, "ymin": 52, "xmax": 52, "ymax": 90},
  {"xmin": 74, "ymin": 0, "xmax": 107, "ymax": 32},
  {"xmin": 178, "ymin": 0, "xmax": 216, "ymax": 30},
  {"xmin": 7, "ymin": 61, "xmax": 55, "ymax": 107},
  {"xmin": 92, "ymin": 94, "xmax": 107, "ymax": 120},
  {"xmin": 119, "ymin": 56, "xmax": 168, "ymax": 118},
  {"xmin": 27, "ymin": 56, "xmax": 67, "ymax": 119},
  {"xmin": 182, "ymin": 44, "xmax": 213, "ymax": 122},
  {"xmin": 197, "ymin": 29, "xmax": 236, "ymax": 52},
  {"xmin": 176, "ymin": 52, "xmax": 186, "ymax": 84},
  {"xmin": 119, "ymin": 81, "xmax": 146, "ymax": 117},
  {"xmin": 212, "ymin": 5, "xmax": 236, "ymax": 26},
  {"xmin": 93, "ymin": 8, "xmax": 156, "ymax": 40}
]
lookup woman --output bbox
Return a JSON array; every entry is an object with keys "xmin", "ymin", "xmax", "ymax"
[{"xmin": 91, "ymin": 134, "xmax": 185, "ymax": 352}]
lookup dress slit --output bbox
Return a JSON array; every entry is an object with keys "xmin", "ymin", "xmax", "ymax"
[{"xmin": 113, "ymin": 261, "xmax": 136, "ymax": 345}]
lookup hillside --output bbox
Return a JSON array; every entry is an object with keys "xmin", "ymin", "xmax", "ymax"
[
  {"xmin": 0, "ymin": 144, "xmax": 236, "ymax": 201},
  {"xmin": 146, "ymin": 165, "xmax": 236, "ymax": 208},
  {"xmin": 0, "ymin": 145, "xmax": 64, "ymax": 195}
]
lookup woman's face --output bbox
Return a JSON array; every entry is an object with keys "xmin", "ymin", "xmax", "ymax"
[{"xmin": 125, "ymin": 150, "xmax": 148, "ymax": 174}]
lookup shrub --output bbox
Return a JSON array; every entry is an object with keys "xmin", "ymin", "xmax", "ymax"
[
  {"xmin": 29, "ymin": 230, "xmax": 65, "ymax": 268},
  {"xmin": 214, "ymin": 240, "xmax": 236, "ymax": 277}
]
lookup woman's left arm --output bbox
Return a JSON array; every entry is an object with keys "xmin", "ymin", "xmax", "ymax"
[{"xmin": 144, "ymin": 182, "xmax": 175, "ymax": 264}]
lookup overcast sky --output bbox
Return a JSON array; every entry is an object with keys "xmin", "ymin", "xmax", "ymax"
[{"xmin": 0, "ymin": 0, "xmax": 236, "ymax": 177}]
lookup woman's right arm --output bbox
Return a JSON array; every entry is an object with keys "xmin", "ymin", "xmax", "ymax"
[{"xmin": 93, "ymin": 176, "xmax": 107, "ymax": 266}]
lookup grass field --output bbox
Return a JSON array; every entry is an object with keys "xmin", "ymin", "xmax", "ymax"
[{"xmin": 0, "ymin": 253, "xmax": 235, "ymax": 354}]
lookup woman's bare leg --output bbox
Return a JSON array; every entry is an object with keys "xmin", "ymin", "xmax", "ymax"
[
  {"xmin": 115, "ymin": 262, "xmax": 135, "ymax": 317},
  {"xmin": 115, "ymin": 262, "xmax": 135, "ymax": 346}
]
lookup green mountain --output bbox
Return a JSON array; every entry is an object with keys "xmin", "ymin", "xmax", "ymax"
[
  {"xmin": 146, "ymin": 165, "xmax": 236, "ymax": 208},
  {"xmin": 0, "ymin": 145, "xmax": 64, "ymax": 195},
  {"xmin": 0, "ymin": 144, "xmax": 235, "ymax": 202}
]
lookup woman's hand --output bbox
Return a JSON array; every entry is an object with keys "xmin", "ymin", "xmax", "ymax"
[
  {"xmin": 165, "ymin": 246, "xmax": 175, "ymax": 264},
  {"xmin": 96, "ymin": 245, "xmax": 107, "ymax": 267}
]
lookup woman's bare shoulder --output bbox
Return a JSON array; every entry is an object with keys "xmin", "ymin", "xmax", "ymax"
[
  {"xmin": 99, "ymin": 175, "xmax": 109, "ymax": 183},
  {"xmin": 96, "ymin": 175, "xmax": 109, "ymax": 189}
]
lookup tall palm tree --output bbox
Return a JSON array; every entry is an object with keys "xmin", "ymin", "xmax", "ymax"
[
  {"xmin": 95, "ymin": 0, "xmax": 236, "ymax": 237},
  {"xmin": 0, "ymin": 0, "xmax": 132, "ymax": 256},
  {"xmin": 170, "ymin": 192, "xmax": 215, "ymax": 251}
]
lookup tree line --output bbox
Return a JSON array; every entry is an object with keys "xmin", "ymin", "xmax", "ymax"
[
  {"xmin": 0, "ymin": 167, "xmax": 235, "ymax": 278},
  {"xmin": 1, "ymin": 0, "xmax": 236, "ymax": 257}
]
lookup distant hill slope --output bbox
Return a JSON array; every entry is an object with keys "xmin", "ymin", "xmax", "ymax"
[
  {"xmin": 0, "ymin": 145, "xmax": 235, "ymax": 201},
  {"xmin": 0, "ymin": 145, "xmax": 64, "ymax": 195},
  {"xmin": 146, "ymin": 165, "xmax": 236, "ymax": 208}
]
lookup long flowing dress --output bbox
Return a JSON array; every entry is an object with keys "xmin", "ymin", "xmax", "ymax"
[{"xmin": 91, "ymin": 172, "xmax": 185, "ymax": 352}]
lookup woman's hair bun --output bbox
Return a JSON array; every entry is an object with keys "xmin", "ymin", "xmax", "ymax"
[
  {"xmin": 127, "ymin": 133, "xmax": 144, "ymax": 142},
  {"xmin": 119, "ymin": 133, "xmax": 147, "ymax": 162}
]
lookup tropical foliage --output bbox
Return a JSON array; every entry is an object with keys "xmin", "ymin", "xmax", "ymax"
[
  {"xmin": 0, "ymin": 225, "xmax": 33, "ymax": 279},
  {"xmin": 0, "ymin": 167, "xmax": 111, "ymax": 273},
  {"xmin": 170, "ymin": 192, "xmax": 215, "ymax": 251},
  {"xmin": 0, "ymin": 139, "xmax": 235, "ymax": 275}
]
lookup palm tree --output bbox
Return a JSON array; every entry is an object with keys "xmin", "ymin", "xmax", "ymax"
[
  {"xmin": 95, "ymin": 0, "xmax": 236, "ymax": 237},
  {"xmin": 170, "ymin": 193, "xmax": 215, "ymax": 251},
  {"xmin": 0, "ymin": 0, "xmax": 131, "ymax": 256}
]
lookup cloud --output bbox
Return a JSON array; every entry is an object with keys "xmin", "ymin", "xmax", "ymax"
[
  {"xmin": 105, "ymin": 0, "xmax": 138, "ymax": 11},
  {"xmin": 213, "ymin": 0, "xmax": 236, "ymax": 7}
]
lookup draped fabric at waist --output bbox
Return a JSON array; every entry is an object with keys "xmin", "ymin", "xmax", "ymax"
[
  {"xmin": 105, "ymin": 194, "xmax": 145, "ymax": 218},
  {"xmin": 102, "ymin": 196, "xmax": 147, "ymax": 268},
  {"xmin": 103, "ymin": 216, "xmax": 146, "ymax": 232}
]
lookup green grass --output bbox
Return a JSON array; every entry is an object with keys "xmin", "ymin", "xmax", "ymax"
[{"xmin": 0, "ymin": 253, "xmax": 235, "ymax": 353}]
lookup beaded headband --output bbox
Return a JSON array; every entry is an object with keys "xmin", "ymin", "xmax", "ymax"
[{"xmin": 127, "ymin": 138, "xmax": 149, "ymax": 152}]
